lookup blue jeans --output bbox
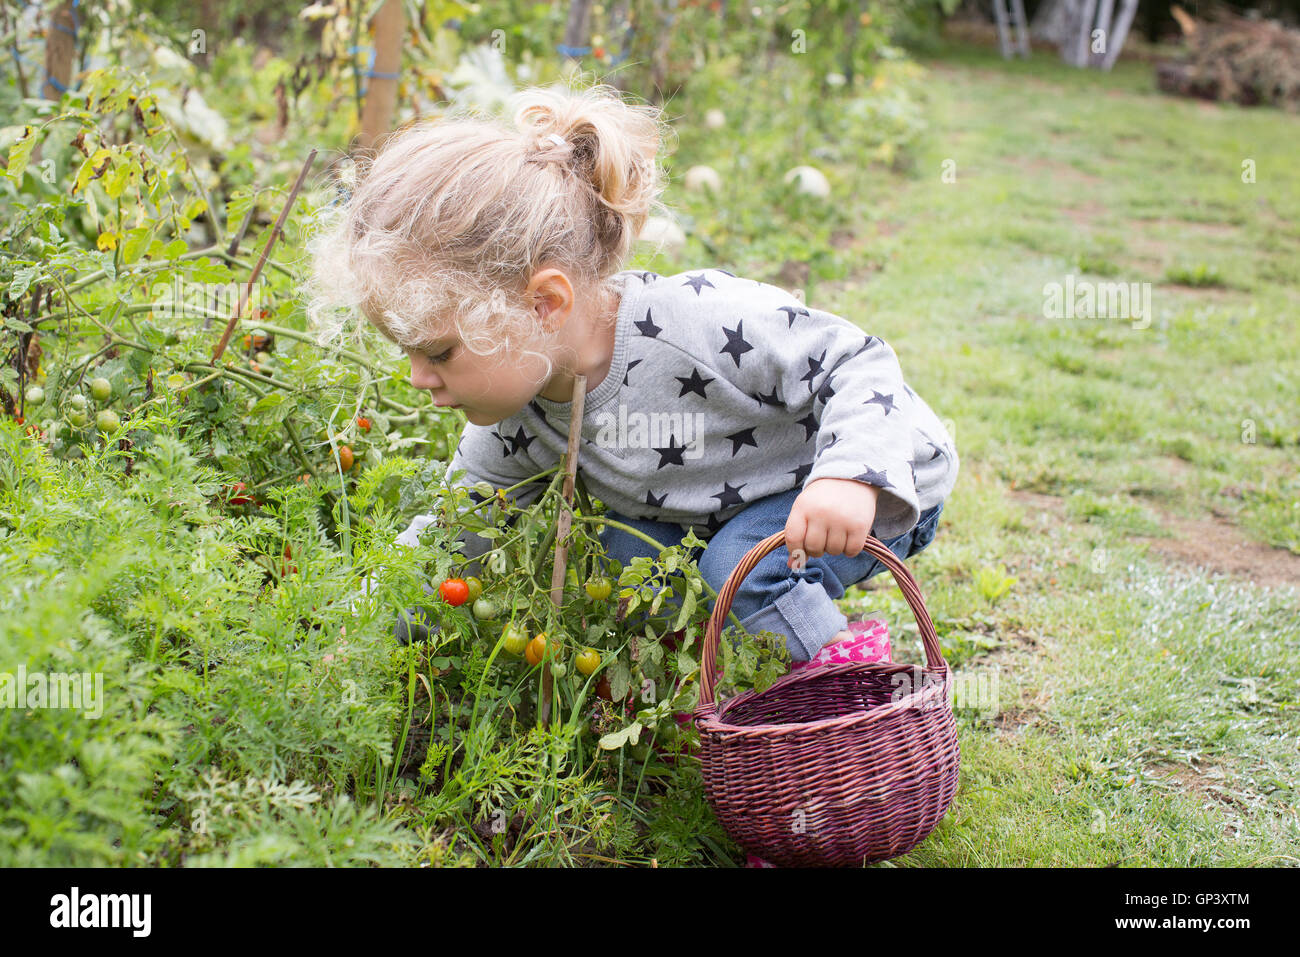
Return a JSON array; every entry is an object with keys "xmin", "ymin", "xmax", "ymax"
[{"xmin": 598, "ymin": 487, "xmax": 944, "ymax": 662}]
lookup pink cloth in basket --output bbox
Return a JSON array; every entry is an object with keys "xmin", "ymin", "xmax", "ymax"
[{"xmin": 788, "ymin": 618, "xmax": 892, "ymax": 671}]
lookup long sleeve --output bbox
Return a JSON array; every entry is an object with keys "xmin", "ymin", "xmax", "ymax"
[{"xmin": 685, "ymin": 288, "xmax": 949, "ymax": 540}]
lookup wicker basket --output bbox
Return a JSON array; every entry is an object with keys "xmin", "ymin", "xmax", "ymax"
[{"xmin": 692, "ymin": 530, "xmax": 960, "ymax": 867}]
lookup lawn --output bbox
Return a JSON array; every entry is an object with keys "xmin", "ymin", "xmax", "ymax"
[{"xmin": 783, "ymin": 44, "xmax": 1300, "ymax": 865}]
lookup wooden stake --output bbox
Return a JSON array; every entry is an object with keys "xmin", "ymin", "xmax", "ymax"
[
  {"xmin": 211, "ymin": 148, "xmax": 318, "ymax": 363},
  {"xmin": 539, "ymin": 373, "xmax": 587, "ymax": 725}
]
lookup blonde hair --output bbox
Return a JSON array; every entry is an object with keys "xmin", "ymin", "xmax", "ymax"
[{"xmin": 303, "ymin": 81, "xmax": 672, "ymax": 378}]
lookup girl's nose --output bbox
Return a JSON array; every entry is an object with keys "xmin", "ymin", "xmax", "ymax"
[{"xmin": 408, "ymin": 355, "xmax": 441, "ymax": 391}]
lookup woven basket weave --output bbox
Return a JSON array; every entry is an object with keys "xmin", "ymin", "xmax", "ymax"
[{"xmin": 692, "ymin": 530, "xmax": 960, "ymax": 867}]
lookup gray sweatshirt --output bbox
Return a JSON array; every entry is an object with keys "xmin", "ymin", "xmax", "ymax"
[{"xmin": 396, "ymin": 267, "xmax": 958, "ymax": 556}]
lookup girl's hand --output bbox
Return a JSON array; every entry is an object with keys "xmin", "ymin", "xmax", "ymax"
[{"xmin": 785, "ymin": 478, "xmax": 880, "ymax": 568}]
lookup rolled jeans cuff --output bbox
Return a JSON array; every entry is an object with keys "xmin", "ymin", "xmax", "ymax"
[{"xmin": 736, "ymin": 577, "xmax": 848, "ymax": 663}]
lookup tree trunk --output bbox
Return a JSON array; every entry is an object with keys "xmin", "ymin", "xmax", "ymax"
[
  {"xmin": 42, "ymin": 0, "xmax": 76, "ymax": 100},
  {"xmin": 564, "ymin": 0, "xmax": 595, "ymax": 61},
  {"xmin": 1101, "ymin": 0, "xmax": 1138, "ymax": 70},
  {"xmin": 356, "ymin": 0, "xmax": 404, "ymax": 154}
]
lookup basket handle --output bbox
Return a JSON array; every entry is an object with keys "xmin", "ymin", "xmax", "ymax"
[{"xmin": 697, "ymin": 531, "xmax": 946, "ymax": 709}]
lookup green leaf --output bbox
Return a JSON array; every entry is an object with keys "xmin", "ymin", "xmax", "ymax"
[
  {"xmin": 5, "ymin": 127, "xmax": 36, "ymax": 184},
  {"xmin": 7, "ymin": 264, "xmax": 39, "ymax": 299},
  {"xmin": 598, "ymin": 720, "xmax": 643, "ymax": 750}
]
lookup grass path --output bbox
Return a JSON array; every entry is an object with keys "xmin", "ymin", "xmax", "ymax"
[{"xmin": 817, "ymin": 47, "xmax": 1299, "ymax": 866}]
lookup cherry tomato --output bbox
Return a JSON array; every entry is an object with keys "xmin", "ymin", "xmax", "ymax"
[
  {"xmin": 336, "ymin": 445, "xmax": 355, "ymax": 472},
  {"xmin": 224, "ymin": 482, "xmax": 256, "ymax": 506},
  {"xmin": 576, "ymin": 649, "xmax": 601, "ymax": 676},
  {"xmin": 551, "ymin": 662, "xmax": 568, "ymax": 678},
  {"xmin": 584, "ymin": 577, "xmax": 613, "ymax": 601},
  {"xmin": 525, "ymin": 634, "xmax": 547, "ymax": 666},
  {"xmin": 66, "ymin": 408, "xmax": 88, "ymax": 427},
  {"xmin": 24, "ymin": 385, "xmax": 45, "ymax": 406},
  {"xmin": 69, "ymin": 394, "xmax": 88, "ymax": 411},
  {"xmin": 95, "ymin": 409, "xmax": 120, "ymax": 433},
  {"xmin": 502, "ymin": 623, "xmax": 529, "ymax": 656},
  {"xmin": 472, "ymin": 598, "xmax": 497, "ymax": 620},
  {"xmin": 356, "ymin": 416, "xmax": 371, "ymax": 432},
  {"xmin": 89, "ymin": 377, "xmax": 113, "ymax": 402},
  {"xmin": 465, "ymin": 576, "xmax": 483, "ymax": 602},
  {"xmin": 596, "ymin": 674, "xmax": 613, "ymax": 700},
  {"xmin": 439, "ymin": 578, "xmax": 470, "ymax": 606}
]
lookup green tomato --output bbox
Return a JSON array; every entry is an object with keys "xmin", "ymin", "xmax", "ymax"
[
  {"xmin": 501, "ymin": 623, "xmax": 529, "ymax": 656},
  {"xmin": 465, "ymin": 576, "xmax": 483, "ymax": 602},
  {"xmin": 584, "ymin": 577, "xmax": 613, "ymax": 601},
  {"xmin": 69, "ymin": 394, "xmax": 88, "ymax": 411},
  {"xmin": 166, "ymin": 373, "xmax": 188, "ymax": 390},
  {"xmin": 24, "ymin": 385, "xmax": 45, "ymax": 406},
  {"xmin": 95, "ymin": 409, "xmax": 120, "ymax": 433},
  {"xmin": 66, "ymin": 408, "xmax": 89, "ymax": 428},
  {"xmin": 89, "ymin": 377, "xmax": 113, "ymax": 402},
  {"xmin": 472, "ymin": 598, "xmax": 497, "ymax": 621},
  {"xmin": 550, "ymin": 662, "xmax": 567, "ymax": 678}
]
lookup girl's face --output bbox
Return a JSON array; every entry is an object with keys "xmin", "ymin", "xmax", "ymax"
[{"xmin": 405, "ymin": 338, "xmax": 550, "ymax": 427}]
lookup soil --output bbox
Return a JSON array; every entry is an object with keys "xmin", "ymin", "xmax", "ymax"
[{"xmin": 1007, "ymin": 489, "xmax": 1300, "ymax": 589}]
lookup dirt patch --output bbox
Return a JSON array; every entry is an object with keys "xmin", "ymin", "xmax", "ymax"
[
  {"xmin": 1006, "ymin": 154, "xmax": 1105, "ymax": 186},
  {"xmin": 1006, "ymin": 489, "xmax": 1300, "ymax": 589},
  {"xmin": 1064, "ymin": 200, "xmax": 1107, "ymax": 227},
  {"xmin": 1131, "ymin": 217, "xmax": 1242, "ymax": 238}
]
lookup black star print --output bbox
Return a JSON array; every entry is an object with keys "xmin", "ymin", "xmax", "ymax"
[
  {"xmin": 903, "ymin": 383, "xmax": 916, "ymax": 399},
  {"xmin": 853, "ymin": 466, "xmax": 895, "ymax": 490},
  {"xmin": 651, "ymin": 435, "xmax": 689, "ymax": 469},
  {"xmin": 645, "ymin": 489, "xmax": 667, "ymax": 509},
  {"xmin": 491, "ymin": 429, "xmax": 511, "ymax": 458},
  {"xmin": 751, "ymin": 384, "xmax": 783, "ymax": 409},
  {"xmin": 703, "ymin": 512, "xmax": 725, "ymax": 535},
  {"xmin": 711, "ymin": 482, "xmax": 747, "ymax": 510},
  {"xmin": 683, "ymin": 273, "xmax": 715, "ymax": 296},
  {"xmin": 506, "ymin": 426, "xmax": 535, "ymax": 456},
  {"xmin": 724, "ymin": 427, "xmax": 758, "ymax": 456},
  {"xmin": 635, "ymin": 271, "xmax": 660, "ymax": 284},
  {"xmin": 800, "ymin": 350, "xmax": 828, "ymax": 393},
  {"xmin": 720, "ymin": 321, "xmax": 753, "ymax": 368},
  {"xmin": 789, "ymin": 461, "xmax": 814, "ymax": 486},
  {"xmin": 824, "ymin": 432, "xmax": 841, "ymax": 451},
  {"xmin": 635, "ymin": 309, "xmax": 662, "ymax": 338},
  {"xmin": 778, "ymin": 305, "xmax": 810, "ymax": 328},
  {"xmin": 814, "ymin": 373, "xmax": 836, "ymax": 407},
  {"xmin": 467, "ymin": 488, "xmax": 489, "ymax": 505},
  {"xmin": 925, "ymin": 441, "xmax": 944, "ymax": 461},
  {"xmin": 796, "ymin": 412, "xmax": 819, "ymax": 441},
  {"xmin": 910, "ymin": 462, "xmax": 918, "ymax": 486},
  {"xmin": 863, "ymin": 390, "xmax": 896, "ymax": 415},
  {"xmin": 675, "ymin": 367, "xmax": 716, "ymax": 399},
  {"xmin": 715, "ymin": 269, "xmax": 736, "ymax": 278},
  {"xmin": 854, "ymin": 336, "xmax": 879, "ymax": 357},
  {"xmin": 527, "ymin": 399, "xmax": 548, "ymax": 419},
  {"xmin": 623, "ymin": 358, "xmax": 642, "ymax": 387}
]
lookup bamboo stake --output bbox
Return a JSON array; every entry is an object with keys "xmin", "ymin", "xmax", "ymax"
[
  {"xmin": 539, "ymin": 373, "xmax": 587, "ymax": 725},
  {"xmin": 211, "ymin": 148, "xmax": 318, "ymax": 362}
]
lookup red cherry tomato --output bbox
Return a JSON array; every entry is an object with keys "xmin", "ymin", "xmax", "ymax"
[
  {"xmin": 439, "ymin": 578, "xmax": 470, "ymax": 606},
  {"xmin": 356, "ymin": 416, "xmax": 371, "ymax": 432}
]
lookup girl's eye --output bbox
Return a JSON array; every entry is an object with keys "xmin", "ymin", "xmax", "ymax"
[{"xmin": 425, "ymin": 347, "xmax": 453, "ymax": 364}]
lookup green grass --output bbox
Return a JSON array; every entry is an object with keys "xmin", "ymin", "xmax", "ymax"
[{"xmin": 815, "ymin": 45, "xmax": 1300, "ymax": 865}]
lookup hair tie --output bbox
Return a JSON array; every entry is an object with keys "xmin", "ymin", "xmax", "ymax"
[{"xmin": 545, "ymin": 133, "xmax": 567, "ymax": 147}]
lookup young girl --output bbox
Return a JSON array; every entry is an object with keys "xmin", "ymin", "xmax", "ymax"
[{"xmin": 307, "ymin": 82, "xmax": 958, "ymax": 670}]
